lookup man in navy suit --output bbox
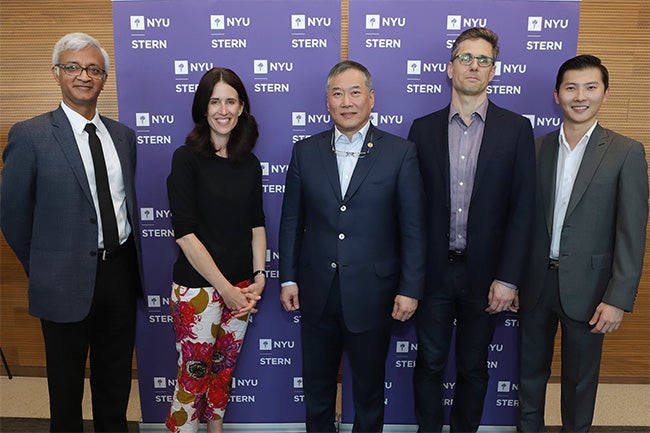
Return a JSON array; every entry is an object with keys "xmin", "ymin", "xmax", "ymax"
[
  {"xmin": 408, "ymin": 28, "xmax": 536, "ymax": 432},
  {"xmin": 279, "ymin": 60, "xmax": 426, "ymax": 432},
  {"xmin": 1, "ymin": 33, "xmax": 142, "ymax": 432}
]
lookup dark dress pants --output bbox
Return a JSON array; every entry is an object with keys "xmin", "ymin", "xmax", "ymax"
[
  {"xmin": 414, "ymin": 259, "xmax": 496, "ymax": 433},
  {"xmin": 301, "ymin": 274, "xmax": 392, "ymax": 433},
  {"xmin": 40, "ymin": 238, "xmax": 139, "ymax": 432},
  {"xmin": 518, "ymin": 266, "xmax": 604, "ymax": 433}
]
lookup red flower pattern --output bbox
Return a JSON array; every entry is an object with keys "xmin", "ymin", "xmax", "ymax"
[
  {"xmin": 171, "ymin": 300, "xmax": 198, "ymax": 341},
  {"xmin": 167, "ymin": 284, "xmax": 250, "ymax": 429},
  {"xmin": 212, "ymin": 332, "xmax": 242, "ymax": 373},
  {"xmin": 178, "ymin": 341, "xmax": 213, "ymax": 395},
  {"xmin": 206, "ymin": 367, "xmax": 234, "ymax": 414}
]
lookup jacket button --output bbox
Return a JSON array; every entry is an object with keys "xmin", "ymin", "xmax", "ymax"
[
  {"xmin": 330, "ymin": 262, "xmax": 337, "ymax": 269},
  {"xmin": 90, "ymin": 251, "xmax": 97, "ymax": 257},
  {"xmin": 340, "ymin": 205, "xmax": 347, "ymax": 212},
  {"xmin": 338, "ymin": 233, "xmax": 345, "ymax": 240}
]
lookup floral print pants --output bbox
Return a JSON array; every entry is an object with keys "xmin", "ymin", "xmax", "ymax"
[{"xmin": 166, "ymin": 282, "xmax": 249, "ymax": 433}]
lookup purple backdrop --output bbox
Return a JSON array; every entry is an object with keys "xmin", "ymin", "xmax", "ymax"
[
  {"xmin": 112, "ymin": 1, "xmax": 340, "ymax": 430},
  {"xmin": 112, "ymin": 0, "xmax": 579, "ymax": 431},
  {"xmin": 341, "ymin": 0, "xmax": 579, "ymax": 430}
]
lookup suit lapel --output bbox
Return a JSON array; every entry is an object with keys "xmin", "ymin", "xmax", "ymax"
[
  {"xmin": 471, "ymin": 102, "xmax": 499, "ymax": 201},
  {"xmin": 343, "ymin": 124, "xmax": 382, "ymax": 202},
  {"xmin": 51, "ymin": 107, "xmax": 94, "ymax": 206},
  {"xmin": 316, "ymin": 129, "xmax": 343, "ymax": 201},
  {"xmin": 565, "ymin": 124, "xmax": 609, "ymax": 218},
  {"xmin": 103, "ymin": 116, "xmax": 132, "ymax": 188},
  {"xmin": 434, "ymin": 109, "xmax": 451, "ymax": 207},
  {"xmin": 538, "ymin": 132, "xmax": 560, "ymax": 238}
]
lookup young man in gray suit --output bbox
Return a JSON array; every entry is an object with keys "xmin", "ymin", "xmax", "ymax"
[
  {"xmin": 1, "ymin": 33, "xmax": 142, "ymax": 432},
  {"xmin": 279, "ymin": 60, "xmax": 426, "ymax": 432},
  {"xmin": 518, "ymin": 54, "xmax": 648, "ymax": 433}
]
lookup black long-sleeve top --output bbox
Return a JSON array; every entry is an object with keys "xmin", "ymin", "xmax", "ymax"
[{"xmin": 167, "ymin": 145, "xmax": 265, "ymax": 286}]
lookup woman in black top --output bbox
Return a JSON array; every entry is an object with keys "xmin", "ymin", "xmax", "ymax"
[{"xmin": 165, "ymin": 68, "xmax": 266, "ymax": 433}]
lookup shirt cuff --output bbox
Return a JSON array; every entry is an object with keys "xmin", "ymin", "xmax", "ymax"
[{"xmin": 496, "ymin": 279, "xmax": 518, "ymax": 291}]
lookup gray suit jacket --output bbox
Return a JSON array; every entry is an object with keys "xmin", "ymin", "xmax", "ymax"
[
  {"xmin": 520, "ymin": 124, "xmax": 648, "ymax": 321},
  {"xmin": 1, "ymin": 106, "xmax": 142, "ymax": 323}
]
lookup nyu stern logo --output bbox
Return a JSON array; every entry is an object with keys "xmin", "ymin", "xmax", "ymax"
[
  {"xmin": 528, "ymin": 16, "xmax": 570, "ymax": 32},
  {"xmin": 135, "ymin": 113, "xmax": 175, "ymax": 127},
  {"xmin": 446, "ymin": 15, "xmax": 487, "ymax": 30},
  {"xmin": 140, "ymin": 208, "xmax": 172, "ymax": 221},
  {"xmin": 259, "ymin": 339, "xmax": 295, "ymax": 351},
  {"xmin": 174, "ymin": 60, "xmax": 214, "ymax": 75},
  {"xmin": 291, "ymin": 14, "xmax": 331, "ymax": 29},
  {"xmin": 365, "ymin": 14, "xmax": 406, "ymax": 29},
  {"xmin": 370, "ymin": 112, "xmax": 404, "ymax": 126},
  {"xmin": 292, "ymin": 112, "xmax": 330, "ymax": 127},
  {"xmin": 253, "ymin": 59, "xmax": 294, "ymax": 74},
  {"xmin": 210, "ymin": 15, "xmax": 250, "ymax": 30},
  {"xmin": 407, "ymin": 60, "xmax": 447, "ymax": 75},
  {"xmin": 130, "ymin": 16, "xmax": 170, "ymax": 30}
]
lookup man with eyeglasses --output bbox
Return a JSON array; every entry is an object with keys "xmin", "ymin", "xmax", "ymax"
[
  {"xmin": 408, "ymin": 27, "xmax": 535, "ymax": 432},
  {"xmin": 279, "ymin": 60, "xmax": 426, "ymax": 432},
  {"xmin": 1, "ymin": 32, "xmax": 141, "ymax": 432}
]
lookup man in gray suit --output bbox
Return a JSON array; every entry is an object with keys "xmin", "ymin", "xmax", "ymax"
[
  {"xmin": 518, "ymin": 54, "xmax": 648, "ymax": 433},
  {"xmin": 1, "ymin": 33, "xmax": 141, "ymax": 432}
]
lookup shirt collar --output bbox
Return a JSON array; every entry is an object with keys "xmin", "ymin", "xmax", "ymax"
[
  {"xmin": 60, "ymin": 101, "xmax": 100, "ymax": 136},
  {"xmin": 448, "ymin": 98, "xmax": 489, "ymax": 123},
  {"xmin": 334, "ymin": 120, "xmax": 371, "ymax": 145},
  {"xmin": 558, "ymin": 120, "xmax": 599, "ymax": 151}
]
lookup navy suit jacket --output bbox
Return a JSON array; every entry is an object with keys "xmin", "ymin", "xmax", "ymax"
[
  {"xmin": 1, "ymin": 106, "xmax": 142, "ymax": 323},
  {"xmin": 408, "ymin": 101, "xmax": 536, "ymax": 296},
  {"xmin": 279, "ymin": 125, "xmax": 426, "ymax": 333},
  {"xmin": 520, "ymin": 125, "xmax": 648, "ymax": 321}
]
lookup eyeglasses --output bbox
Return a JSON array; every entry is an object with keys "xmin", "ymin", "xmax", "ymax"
[
  {"xmin": 331, "ymin": 131, "xmax": 373, "ymax": 158},
  {"xmin": 453, "ymin": 53, "xmax": 494, "ymax": 68},
  {"xmin": 55, "ymin": 63, "xmax": 106, "ymax": 79}
]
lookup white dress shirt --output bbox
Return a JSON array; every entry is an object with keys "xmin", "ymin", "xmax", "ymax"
[
  {"xmin": 61, "ymin": 102, "xmax": 132, "ymax": 248},
  {"xmin": 333, "ymin": 121, "xmax": 370, "ymax": 197},
  {"xmin": 550, "ymin": 120, "xmax": 598, "ymax": 259}
]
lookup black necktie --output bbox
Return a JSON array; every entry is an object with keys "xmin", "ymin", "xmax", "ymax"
[{"xmin": 85, "ymin": 123, "xmax": 120, "ymax": 252}]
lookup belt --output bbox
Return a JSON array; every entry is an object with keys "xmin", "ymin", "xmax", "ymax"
[
  {"xmin": 548, "ymin": 259, "xmax": 559, "ymax": 270},
  {"xmin": 97, "ymin": 236, "xmax": 133, "ymax": 262},
  {"xmin": 448, "ymin": 250, "xmax": 466, "ymax": 262}
]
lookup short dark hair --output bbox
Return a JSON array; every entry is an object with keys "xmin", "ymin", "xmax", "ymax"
[
  {"xmin": 326, "ymin": 60, "xmax": 373, "ymax": 91},
  {"xmin": 555, "ymin": 54, "xmax": 609, "ymax": 92},
  {"xmin": 450, "ymin": 27, "xmax": 499, "ymax": 61},
  {"xmin": 186, "ymin": 67, "xmax": 259, "ymax": 161}
]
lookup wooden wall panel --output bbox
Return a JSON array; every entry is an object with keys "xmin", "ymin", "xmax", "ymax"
[{"xmin": 0, "ymin": 0, "xmax": 648, "ymax": 381}]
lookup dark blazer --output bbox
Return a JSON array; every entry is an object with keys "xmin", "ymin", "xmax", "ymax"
[
  {"xmin": 1, "ymin": 106, "xmax": 142, "ymax": 323},
  {"xmin": 520, "ymin": 125, "xmax": 648, "ymax": 320},
  {"xmin": 408, "ymin": 102, "xmax": 536, "ymax": 295},
  {"xmin": 279, "ymin": 125, "xmax": 426, "ymax": 333}
]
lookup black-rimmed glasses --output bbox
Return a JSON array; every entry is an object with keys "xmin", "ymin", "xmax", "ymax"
[
  {"xmin": 453, "ymin": 53, "xmax": 494, "ymax": 68},
  {"xmin": 55, "ymin": 63, "xmax": 107, "ymax": 79}
]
